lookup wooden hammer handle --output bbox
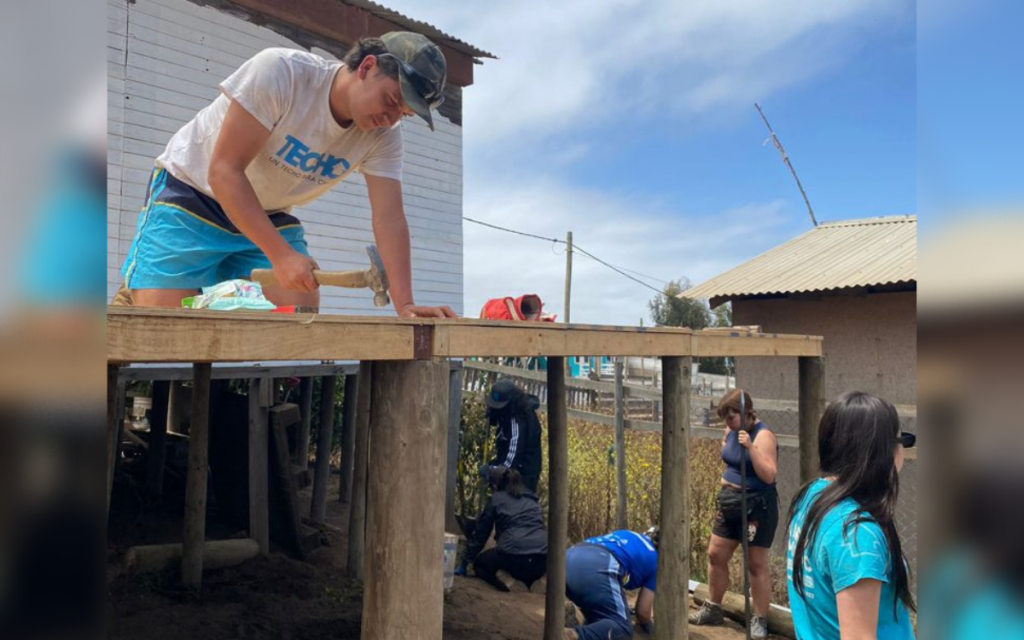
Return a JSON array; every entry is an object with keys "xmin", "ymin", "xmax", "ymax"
[{"xmin": 250, "ymin": 268, "xmax": 368, "ymax": 288}]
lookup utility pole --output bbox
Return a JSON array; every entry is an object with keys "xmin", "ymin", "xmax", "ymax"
[
  {"xmin": 755, "ymin": 103, "xmax": 818, "ymax": 228},
  {"xmin": 563, "ymin": 231, "xmax": 573, "ymax": 324}
]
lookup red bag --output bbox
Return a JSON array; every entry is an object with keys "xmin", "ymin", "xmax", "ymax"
[{"xmin": 479, "ymin": 294, "xmax": 557, "ymax": 322}]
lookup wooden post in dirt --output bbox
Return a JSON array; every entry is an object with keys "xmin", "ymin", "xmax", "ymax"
[
  {"xmin": 798, "ymin": 356, "xmax": 826, "ymax": 484},
  {"xmin": 655, "ymin": 356, "xmax": 691, "ymax": 639},
  {"xmin": 614, "ymin": 358, "xmax": 628, "ymax": 529},
  {"xmin": 107, "ymin": 365, "xmax": 121, "ymax": 515},
  {"xmin": 146, "ymin": 381, "xmax": 170, "ymax": 496},
  {"xmin": 297, "ymin": 377, "xmax": 313, "ymax": 468},
  {"xmin": 248, "ymin": 378, "xmax": 271, "ymax": 556},
  {"xmin": 311, "ymin": 375, "xmax": 337, "ymax": 523},
  {"xmin": 347, "ymin": 361, "xmax": 373, "ymax": 580},
  {"xmin": 362, "ymin": 359, "xmax": 449, "ymax": 640},
  {"xmin": 182, "ymin": 363, "xmax": 212, "ymax": 589},
  {"xmin": 338, "ymin": 373, "xmax": 359, "ymax": 503},
  {"xmin": 445, "ymin": 362, "xmax": 464, "ymax": 533},
  {"xmin": 543, "ymin": 357, "xmax": 569, "ymax": 640}
]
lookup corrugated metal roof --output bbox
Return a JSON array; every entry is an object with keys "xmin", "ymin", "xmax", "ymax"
[
  {"xmin": 339, "ymin": 0, "xmax": 497, "ymax": 60},
  {"xmin": 681, "ymin": 215, "xmax": 916, "ymax": 304}
]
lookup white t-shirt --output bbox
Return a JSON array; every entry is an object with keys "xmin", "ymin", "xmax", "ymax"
[{"xmin": 156, "ymin": 48, "xmax": 403, "ymax": 212}]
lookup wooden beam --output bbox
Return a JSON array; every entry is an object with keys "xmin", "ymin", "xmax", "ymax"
[
  {"xmin": 248, "ymin": 378, "xmax": 271, "ymax": 556},
  {"xmin": 145, "ymin": 381, "xmax": 170, "ymax": 496},
  {"xmin": 656, "ymin": 356, "xmax": 691, "ymax": 639},
  {"xmin": 311, "ymin": 376, "xmax": 337, "ymax": 523},
  {"xmin": 297, "ymin": 377, "xmax": 314, "ymax": 469},
  {"xmin": 798, "ymin": 356, "xmax": 826, "ymax": 483},
  {"xmin": 347, "ymin": 362, "xmax": 373, "ymax": 580},
  {"xmin": 182, "ymin": 363, "xmax": 212, "ymax": 589},
  {"xmin": 127, "ymin": 539, "xmax": 259, "ymax": 576},
  {"xmin": 543, "ymin": 357, "xmax": 569, "ymax": 640},
  {"xmin": 691, "ymin": 331, "xmax": 822, "ymax": 357},
  {"xmin": 107, "ymin": 308, "xmax": 419, "ymax": 363},
  {"xmin": 338, "ymin": 373, "xmax": 359, "ymax": 504},
  {"xmin": 445, "ymin": 364, "xmax": 464, "ymax": 533},
  {"xmin": 107, "ymin": 365, "xmax": 120, "ymax": 516},
  {"xmin": 108, "ymin": 309, "xmax": 824, "ymax": 363},
  {"xmin": 613, "ymin": 359, "xmax": 627, "ymax": 530},
  {"xmin": 362, "ymin": 359, "xmax": 449, "ymax": 640},
  {"xmin": 117, "ymin": 363, "xmax": 358, "ymax": 382}
]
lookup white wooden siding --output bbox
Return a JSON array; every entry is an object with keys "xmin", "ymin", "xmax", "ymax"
[{"xmin": 107, "ymin": 0, "xmax": 464, "ymax": 315}]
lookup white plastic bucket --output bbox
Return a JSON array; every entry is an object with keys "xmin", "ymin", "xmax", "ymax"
[{"xmin": 443, "ymin": 533, "xmax": 458, "ymax": 591}]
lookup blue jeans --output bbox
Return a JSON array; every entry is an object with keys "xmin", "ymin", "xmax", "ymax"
[{"xmin": 565, "ymin": 544, "xmax": 633, "ymax": 640}]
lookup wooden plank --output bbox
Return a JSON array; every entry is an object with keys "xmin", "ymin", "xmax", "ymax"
[
  {"xmin": 445, "ymin": 364, "xmax": 464, "ymax": 533},
  {"xmin": 347, "ymin": 362, "xmax": 373, "ymax": 580},
  {"xmin": 182, "ymin": 363, "xmax": 212, "ymax": 589},
  {"xmin": 117, "ymin": 362, "xmax": 358, "ymax": 382},
  {"xmin": 614, "ymin": 359, "xmax": 627, "ymax": 529},
  {"xmin": 145, "ymin": 381, "xmax": 170, "ymax": 496},
  {"xmin": 692, "ymin": 331, "xmax": 823, "ymax": 357},
  {"xmin": 362, "ymin": 359, "xmax": 449, "ymax": 640},
  {"xmin": 656, "ymin": 356, "xmax": 691, "ymax": 639},
  {"xmin": 798, "ymin": 357, "xmax": 826, "ymax": 483},
  {"xmin": 107, "ymin": 365, "xmax": 121, "ymax": 515},
  {"xmin": 338, "ymin": 373, "xmax": 359, "ymax": 503},
  {"xmin": 248, "ymin": 378, "xmax": 271, "ymax": 556},
  {"xmin": 108, "ymin": 308, "xmax": 418, "ymax": 362},
  {"xmin": 310, "ymin": 376, "xmax": 337, "ymax": 523},
  {"xmin": 108, "ymin": 308, "xmax": 824, "ymax": 362},
  {"xmin": 297, "ymin": 377, "xmax": 314, "ymax": 469},
  {"xmin": 543, "ymin": 357, "xmax": 569, "ymax": 640}
]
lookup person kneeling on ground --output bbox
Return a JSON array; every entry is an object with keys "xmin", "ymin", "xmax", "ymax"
[
  {"xmin": 690, "ymin": 389, "xmax": 779, "ymax": 640},
  {"xmin": 563, "ymin": 528, "xmax": 658, "ymax": 640},
  {"xmin": 455, "ymin": 467, "xmax": 547, "ymax": 592}
]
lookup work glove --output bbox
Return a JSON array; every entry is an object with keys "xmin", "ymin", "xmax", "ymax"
[
  {"xmin": 478, "ymin": 464, "xmax": 495, "ymax": 480},
  {"xmin": 454, "ymin": 561, "xmax": 468, "ymax": 577}
]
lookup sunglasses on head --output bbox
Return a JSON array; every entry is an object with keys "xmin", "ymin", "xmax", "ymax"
[
  {"xmin": 377, "ymin": 53, "xmax": 445, "ymax": 110},
  {"xmin": 898, "ymin": 431, "xmax": 916, "ymax": 448}
]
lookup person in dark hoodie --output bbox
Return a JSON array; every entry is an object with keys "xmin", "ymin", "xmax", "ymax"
[
  {"xmin": 455, "ymin": 466, "xmax": 548, "ymax": 591},
  {"xmin": 480, "ymin": 379, "xmax": 543, "ymax": 492}
]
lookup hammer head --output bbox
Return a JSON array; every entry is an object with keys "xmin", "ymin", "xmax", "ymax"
[{"xmin": 365, "ymin": 245, "xmax": 390, "ymax": 307}]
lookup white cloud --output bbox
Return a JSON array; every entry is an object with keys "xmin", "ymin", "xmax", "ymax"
[{"xmin": 380, "ymin": 1, "xmax": 908, "ymax": 325}]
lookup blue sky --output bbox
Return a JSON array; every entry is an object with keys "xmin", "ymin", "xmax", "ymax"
[{"xmin": 386, "ymin": 0, "xmax": 918, "ymax": 324}]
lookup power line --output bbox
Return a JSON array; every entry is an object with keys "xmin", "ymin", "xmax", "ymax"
[{"xmin": 463, "ymin": 215, "xmax": 677, "ymax": 299}]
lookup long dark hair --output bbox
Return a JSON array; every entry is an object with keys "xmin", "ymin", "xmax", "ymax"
[
  {"xmin": 787, "ymin": 391, "xmax": 915, "ymax": 616},
  {"xmin": 489, "ymin": 466, "xmax": 524, "ymax": 498}
]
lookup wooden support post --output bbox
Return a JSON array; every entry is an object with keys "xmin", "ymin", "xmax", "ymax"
[
  {"xmin": 311, "ymin": 376, "xmax": 337, "ymax": 523},
  {"xmin": 167, "ymin": 380, "xmax": 184, "ymax": 433},
  {"xmin": 656, "ymin": 356, "xmax": 691, "ymax": 640},
  {"xmin": 362, "ymin": 359, "xmax": 449, "ymax": 640},
  {"xmin": 445, "ymin": 363, "xmax": 464, "ymax": 534},
  {"xmin": 248, "ymin": 378, "xmax": 271, "ymax": 556},
  {"xmin": 347, "ymin": 362, "xmax": 373, "ymax": 580},
  {"xmin": 798, "ymin": 356, "xmax": 826, "ymax": 483},
  {"xmin": 543, "ymin": 357, "xmax": 569, "ymax": 640},
  {"xmin": 614, "ymin": 358, "xmax": 628, "ymax": 529},
  {"xmin": 182, "ymin": 363, "xmax": 212, "ymax": 589},
  {"xmin": 297, "ymin": 377, "xmax": 313, "ymax": 468},
  {"xmin": 146, "ymin": 381, "xmax": 170, "ymax": 496},
  {"xmin": 338, "ymin": 373, "xmax": 359, "ymax": 503},
  {"xmin": 107, "ymin": 365, "xmax": 121, "ymax": 516},
  {"xmin": 113, "ymin": 378, "xmax": 127, "ymax": 478}
]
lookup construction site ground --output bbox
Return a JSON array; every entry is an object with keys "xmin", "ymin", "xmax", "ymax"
[{"xmin": 107, "ymin": 480, "xmax": 767, "ymax": 640}]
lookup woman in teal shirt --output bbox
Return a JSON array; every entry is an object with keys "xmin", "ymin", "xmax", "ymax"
[{"xmin": 786, "ymin": 391, "xmax": 917, "ymax": 640}]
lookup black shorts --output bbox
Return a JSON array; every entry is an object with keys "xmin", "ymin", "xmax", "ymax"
[{"xmin": 711, "ymin": 485, "xmax": 779, "ymax": 548}]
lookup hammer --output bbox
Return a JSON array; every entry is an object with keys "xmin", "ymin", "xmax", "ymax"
[{"xmin": 250, "ymin": 245, "xmax": 391, "ymax": 307}]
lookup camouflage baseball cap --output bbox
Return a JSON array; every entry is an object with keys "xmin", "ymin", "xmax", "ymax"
[{"xmin": 381, "ymin": 31, "xmax": 447, "ymax": 131}]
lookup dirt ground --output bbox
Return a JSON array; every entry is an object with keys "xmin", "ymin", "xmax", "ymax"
[{"xmin": 107, "ymin": 479, "xmax": 765, "ymax": 640}]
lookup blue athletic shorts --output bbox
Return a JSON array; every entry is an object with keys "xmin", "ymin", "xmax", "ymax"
[{"xmin": 121, "ymin": 167, "xmax": 310, "ymax": 290}]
